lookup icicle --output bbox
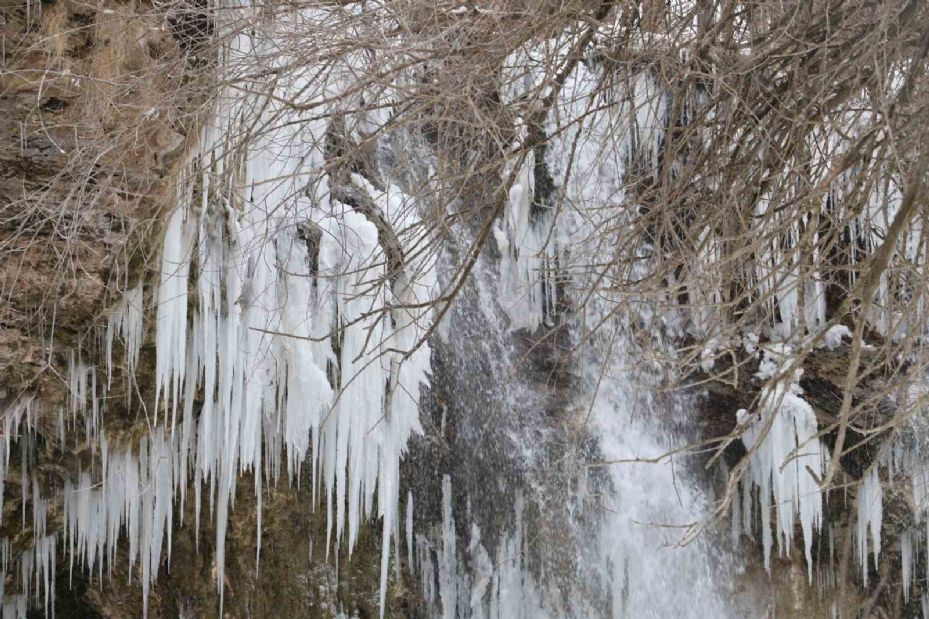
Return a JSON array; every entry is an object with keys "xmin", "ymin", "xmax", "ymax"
[
  {"xmin": 730, "ymin": 480, "xmax": 742, "ymax": 547},
  {"xmin": 155, "ymin": 207, "xmax": 195, "ymax": 426},
  {"xmin": 68, "ymin": 351, "xmax": 89, "ymax": 421},
  {"xmin": 107, "ymin": 284, "xmax": 145, "ymax": 396},
  {"xmin": 33, "ymin": 535, "xmax": 54, "ymax": 618},
  {"xmin": 439, "ymin": 476, "xmax": 457, "ymax": 619},
  {"xmin": 855, "ymin": 466, "xmax": 883, "ymax": 586},
  {"xmin": 902, "ymin": 528, "xmax": 913, "ymax": 602},
  {"xmin": 417, "ymin": 533, "xmax": 436, "ymax": 608},
  {"xmin": 406, "ymin": 491, "xmax": 414, "ymax": 571}
]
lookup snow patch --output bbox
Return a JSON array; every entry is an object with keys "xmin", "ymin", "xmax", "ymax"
[{"xmin": 821, "ymin": 324, "xmax": 852, "ymax": 351}]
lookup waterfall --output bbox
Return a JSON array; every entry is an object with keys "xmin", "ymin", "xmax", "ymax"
[
  {"xmin": 398, "ymin": 53, "xmax": 741, "ymax": 615},
  {"xmin": 588, "ymin": 375, "xmax": 736, "ymax": 618},
  {"xmin": 412, "ymin": 331, "xmax": 743, "ymax": 618}
]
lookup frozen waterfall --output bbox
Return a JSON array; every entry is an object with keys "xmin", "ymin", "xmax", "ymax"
[{"xmin": 2, "ymin": 4, "xmax": 919, "ymax": 618}]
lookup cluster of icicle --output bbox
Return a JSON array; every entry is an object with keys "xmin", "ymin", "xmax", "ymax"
[
  {"xmin": 499, "ymin": 48, "xmax": 920, "ymax": 350},
  {"xmin": 492, "ymin": 53, "xmax": 663, "ymax": 335},
  {"xmin": 730, "ymin": 342, "xmax": 929, "ymax": 608},
  {"xmin": 0, "ymin": 397, "xmax": 56, "ymax": 618},
  {"xmin": 492, "ymin": 116, "xmax": 561, "ymax": 334},
  {"xmin": 733, "ymin": 345, "xmax": 827, "ymax": 579},
  {"xmin": 731, "ymin": 345, "xmax": 900, "ymax": 597},
  {"xmin": 887, "ymin": 435, "xmax": 929, "ymax": 606},
  {"xmin": 425, "ymin": 27, "xmax": 921, "ymax": 619},
  {"xmin": 63, "ymin": 430, "xmax": 177, "ymax": 614},
  {"xmin": 155, "ymin": 19, "xmax": 438, "ymax": 608},
  {"xmin": 738, "ymin": 399, "xmax": 929, "ymax": 612},
  {"xmin": 0, "ymin": 12, "xmax": 436, "ymax": 619},
  {"xmin": 414, "ymin": 476, "xmax": 566, "ymax": 619},
  {"xmin": 148, "ymin": 153, "xmax": 433, "ymax": 615},
  {"xmin": 2, "ymin": 12, "xmax": 922, "ymax": 619},
  {"xmin": 0, "ymin": 187, "xmax": 431, "ymax": 618},
  {"xmin": 749, "ymin": 119, "xmax": 923, "ymax": 344}
]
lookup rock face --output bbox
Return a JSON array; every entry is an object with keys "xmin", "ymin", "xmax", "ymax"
[{"xmin": 0, "ymin": 0, "xmax": 182, "ymax": 393}]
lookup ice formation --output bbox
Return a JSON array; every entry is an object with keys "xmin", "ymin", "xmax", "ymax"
[
  {"xmin": 821, "ymin": 324, "xmax": 853, "ymax": 351},
  {"xmin": 456, "ymin": 48, "xmax": 739, "ymax": 618},
  {"xmin": 493, "ymin": 130, "xmax": 559, "ymax": 333},
  {"xmin": 131, "ymin": 8, "xmax": 434, "ymax": 615},
  {"xmin": 67, "ymin": 351, "xmax": 101, "ymax": 444},
  {"xmin": 855, "ymin": 466, "xmax": 883, "ymax": 586},
  {"xmin": 1, "ymin": 8, "xmax": 925, "ymax": 619},
  {"xmin": 141, "ymin": 92, "xmax": 433, "ymax": 619},
  {"xmin": 154, "ymin": 205, "xmax": 196, "ymax": 428},
  {"xmin": 736, "ymin": 379, "xmax": 826, "ymax": 578},
  {"xmin": 63, "ymin": 431, "xmax": 179, "ymax": 614},
  {"xmin": 417, "ymin": 475, "xmax": 557, "ymax": 619},
  {"xmin": 106, "ymin": 284, "xmax": 145, "ymax": 394},
  {"xmin": 901, "ymin": 528, "xmax": 913, "ymax": 602}
]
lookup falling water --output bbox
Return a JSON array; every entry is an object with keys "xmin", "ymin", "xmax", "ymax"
[
  {"xmin": 584, "ymin": 374, "xmax": 737, "ymax": 618},
  {"xmin": 392, "ymin": 50, "xmax": 752, "ymax": 617},
  {"xmin": 404, "ymin": 248, "xmax": 744, "ymax": 618}
]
